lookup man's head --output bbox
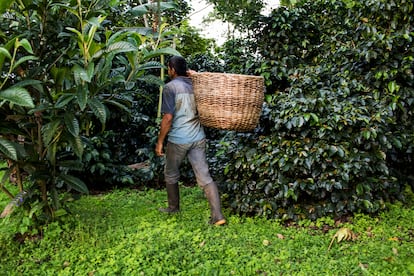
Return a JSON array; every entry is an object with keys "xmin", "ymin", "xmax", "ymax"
[{"xmin": 168, "ymin": 56, "xmax": 187, "ymax": 78}]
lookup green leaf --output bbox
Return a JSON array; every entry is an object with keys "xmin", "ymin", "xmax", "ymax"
[
  {"xmin": 129, "ymin": 5, "xmax": 147, "ymax": 16},
  {"xmin": 11, "ymin": 79, "xmax": 43, "ymax": 89},
  {"xmin": 16, "ymin": 38, "xmax": 34, "ymax": 54},
  {"xmin": 64, "ymin": 113, "xmax": 80, "ymax": 137},
  {"xmin": 356, "ymin": 183, "xmax": 364, "ymax": 195},
  {"xmin": 87, "ymin": 62, "xmax": 95, "ymax": 81},
  {"xmin": 12, "ymin": 55, "xmax": 38, "ymax": 71},
  {"xmin": 310, "ymin": 113, "xmax": 319, "ymax": 123},
  {"xmin": 362, "ymin": 130, "xmax": 371, "ymax": 140},
  {"xmin": 66, "ymin": 27, "xmax": 83, "ymax": 40},
  {"xmin": 77, "ymin": 86, "xmax": 88, "ymax": 111},
  {"xmin": 88, "ymin": 98, "xmax": 107, "ymax": 125},
  {"xmin": 0, "ymin": 87, "xmax": 35, "ymax": 108},
  {"xmin": 67, "ymin": 134, "xmax": 83, "ymax": 158},
  {"xmin": 103, "ymin": 99, "xmax": 130, "ymax": 113},
  {"xmin": 0, "ymin": 47, "xmax": 12, "ymax": 59},
  {"xmin": 58, "ymin": 174, "xmax": 89, "ymax": 194},
  {"xmin": 337, "ymin": 147, "xmax": 345, "ymax": 158},
  {"xmin": 0, "ymin": 138, "xmax": 18, "ymax": 160},
  {"xmin": 391, "ymin": 137, "xmax": 402, "ymax": 149},
  {"xmin": 136, "ymin": 61, "xmax": 163, "ymax": 71},
  {"xmin": 73, "ymin": 64, "xmax": 92, "ymax": 83},
  {"xmin": 42, "ymin": 120, "xmax": 61, "ymax": 146},
  {"xmin": 143, "ymin": 47, "xmax": 182, "ymax": 60},
  {"xmin": 0, "ymin": 47, "xmax": 11, "ymax": 72},
  {"xmin": 137, "ymin": 74, "xmax": 164, "ymax": 86},
  {"xmin": 46, "ymin": 141, "xmax": 58, "ymax": 166},
  {"xmin": 106, "ymin": 41, "xmax": 137, "ymax": 54},
  {"xmin": 387, "ymin": 81, "xmax": 399, "ymax": 93},
  {"xmin": 328, "ymin": 145, "xmax": 338, "ymax": 157},
  {"xmin": 88, "ymin": 16, "xmax": 104, "ymax": 27},
  {"xmin": 0, "ymin": 0, "xmax": 16, "ymax": 13},
  {"xmin": 55, "ymin": 94, "xmax": 75, "ymax": 108},
  {"xmin": 128, "ymin": 2, "xmax": 176, "ymax": 17}
]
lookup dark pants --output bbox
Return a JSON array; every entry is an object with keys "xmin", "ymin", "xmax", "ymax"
[{"xmin": 164, "ymin": 139, "xmax": 213, "ymax": 188}]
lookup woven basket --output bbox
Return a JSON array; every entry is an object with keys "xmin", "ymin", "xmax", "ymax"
[{"xmin": 191, "ymin": 72, "xmax": 264, "ymax": 132}]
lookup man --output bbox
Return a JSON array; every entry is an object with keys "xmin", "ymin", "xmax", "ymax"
[{"xmin": 155, "ymin": 56, "xmax": 226, "ymax": 226}]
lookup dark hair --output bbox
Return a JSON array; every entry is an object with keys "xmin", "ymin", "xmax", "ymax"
[{"xmin": 168, "ymin": 56, "xmax": 187, "ymax": 76}]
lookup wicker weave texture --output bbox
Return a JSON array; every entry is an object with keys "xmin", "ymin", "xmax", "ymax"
[{"xmin": 191, "ymin": 72, "xmax": 264, "ymax": 131}]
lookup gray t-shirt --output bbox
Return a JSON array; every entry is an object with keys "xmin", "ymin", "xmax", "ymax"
[{"xmin": 161, "ymin": 76, "xmax": 205, "ymax": 144}]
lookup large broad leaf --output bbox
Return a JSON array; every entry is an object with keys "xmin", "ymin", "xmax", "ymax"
[
  {"xmin": 0, "ymin": 47, "xmax": 12, "ymax": 59},
  {"xmin": 73, "ymin": 64, "xmax": 92, "ymax": 83},
  {"xmin": 143, "ymin": 47, "xmax": 182, "ymax": 60},
  {"xmin": 126, "ymin": 27, "xmax": 153, "ymax": 36},
  {"xmin": 103, "ymin": 99, "xmax": 130, "ymax": 113},
  {"xmin": 55, "ymin": 94, "xmax": 75, "ymax": 108},
  {"xmin": 87, "ymin": 16, "xmax": 105, "ymax": 27},
  {"xmin": 128, "ymin": 5, "xmax": 147, "ymax": 16},
  {"xmin": 0, "ymin": 138, "xmax": 18, "ymax": 160},
  {"xmin": 101, "ymin": 41, "xmax": 138, "ymax": 57},
  {"xmin": 0, "ymin": 47, "xmax": 11, "ymax": 72},
  {"xmin": 88, "ymin": 98, "xmax": 107, "ymax": 126},
  {"xmin": 46, "ymin": 141, "xmax": 58, "ymax": 166},
  {"xmin": 12, "ymin": 55, "xmax": 38, "ymax": 71},
  {"xmin": 64, "ymin": 113, "xmax": 80, "ymax": 137},
  {"xmin": 42, "ymin": 120, "xmax": 61, "ymax": 146},
  {"xmin": 11, "ymin": 79, "xmax": 44, "ymax": 94},
  {"xmin": 128, "ymin": 2, "xmax": 177, "ymax": 16},
  {"xmin": 136, "ymin": 61, "xmax": 164, "ymax": 71},
  {"xmin": 58, "ymin": 160, "xmax": 84, "ymax": 171},
  {"xmin": 106, "ymin": 41, "xmax": 137, "ymax": 54},
  {"xmin": 76, "ymin": 85, "xmax": 88, "ymax": 111},
  {"xmin": 93, "ymin": 41, "xmax": 137, "ymax": 59},
  {"xmin": 0, "ymin": 87, "xmax": 35, "ymax": 108},
  {"xmin": 16, "ymin": 38, "xmax": 34, "ymax": 54},
  {"xmin": 137, "ymin": 74, "xmax": 164, "ymax": 86},
  {"xmin": 58, "ymin": 174, "xmax": 89, "ymax": 194},
  {"xmin": 66, "ymin": 133, "xmax": 83, "ymax": 158},
  {"xmin": 0, "ymin": 0, "xmax": 15, "ymax": 13}
]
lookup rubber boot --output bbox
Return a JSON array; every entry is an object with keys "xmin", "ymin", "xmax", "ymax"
[
  {"xmin": 204, "ymin": 183, "xmax": 226, "ymax": 226},
  {"xmin": 159, "ymin": 183, "xmax": 180, "ymax": 213}
]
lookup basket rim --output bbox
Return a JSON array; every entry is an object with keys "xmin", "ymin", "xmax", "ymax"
[{"xmin": 191, "ymin": 72, "xmax": 264, "ymax": 80}]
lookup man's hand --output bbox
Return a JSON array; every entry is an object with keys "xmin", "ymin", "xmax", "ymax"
[
  {"xmin": 155, "ymin": 113, "xmax": 172, "ymax": 157},
  {"xmin": 155, "ymin": 142, "xmax": 164, "ymax": 157}
]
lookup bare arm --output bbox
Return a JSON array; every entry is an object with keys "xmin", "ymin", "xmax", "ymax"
[{"xmin": 155, "ymin": 113, "xmax": 173, "ymax": 156}]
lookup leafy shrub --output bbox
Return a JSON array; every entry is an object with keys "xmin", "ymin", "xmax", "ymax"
[
  {"xmin": 215, "ymin": 0, "xmax": 414, "ymax": 220},
  {"xmin": 0, "ymin": 0, "xmax": 180, "ymax": 230}
]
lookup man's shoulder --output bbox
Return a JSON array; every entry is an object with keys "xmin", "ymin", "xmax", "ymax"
[
  {"xmin": 170, "ymin": 77, "xmax": 191, "ymax": 85},
  {"xmin": 166, "ymin": 77, "xmax": 192, "ymax": 92}
]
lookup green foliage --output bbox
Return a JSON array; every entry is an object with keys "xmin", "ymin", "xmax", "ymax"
[
  {"xmin": 187, "ymin": 53, "xmax": 224, "ymax": 73},
  {"xmin": 0, "ymin": 0, "xmax": 184, "ymax": 231},
  {"xmin": 1, "ymin": 187, "xmax": 413, "ymax": 274},
  {"xmin": 213, "ymin": 0, "xmax": 414, "ymax": 219},
  {"xmin": 172, "ymin": 21, "xmax": 216, "ymax": 57},
  {"xmin": 207, "ymin": 0, "xmax": 266, "ymax": 31},
  {"xmin": 217, "ymin": 38, "xmax": 261, "ymax": 75}
]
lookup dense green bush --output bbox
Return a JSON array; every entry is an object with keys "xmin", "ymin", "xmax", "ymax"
[
  {"xmin": 215, "ymin": 0, "xmax": 414, "ymax": 219},
  {"xmin": 0, "ymin": 0, "xmax": 180, "ymax": 228}
]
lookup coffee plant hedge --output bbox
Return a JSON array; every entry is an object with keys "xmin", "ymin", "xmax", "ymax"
[{"xmin": 214, "ymin": 0, "xmax": 414, "ymax": 220}]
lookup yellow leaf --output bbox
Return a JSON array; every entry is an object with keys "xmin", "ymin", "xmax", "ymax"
[
  {"xmin": 276, "ymin": 233, "xmax": 285, "ymax": 240},
  {"xmin": 327, "ymin": 227, "xmax": 355, "ymax": 251}
]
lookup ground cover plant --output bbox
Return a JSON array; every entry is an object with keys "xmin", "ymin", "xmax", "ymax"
[{"xmin": 1, "ymin": 186, "xmax": 414, "ymax": 275}]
